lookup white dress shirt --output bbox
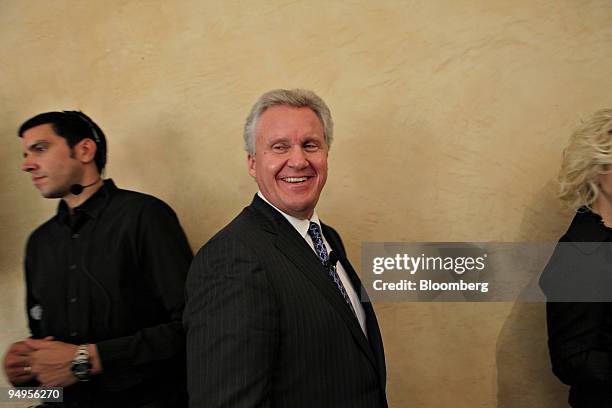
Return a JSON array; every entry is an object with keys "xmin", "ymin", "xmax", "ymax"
[{"xmin": 257, "ymin": 192, "xmax": 367, "ymax": 334}]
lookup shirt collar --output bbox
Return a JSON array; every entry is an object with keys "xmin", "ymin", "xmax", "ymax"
[
  {"xmin": 256, "ymin": 191, "xmax": 322, "ymax": 239},
  {"xmin": 566, "ymin": 207, "xmax": 612, "ymax": 243},
  {"xmin": 57, "ymin": 179, "xmax": 117, "ymax": 225}
]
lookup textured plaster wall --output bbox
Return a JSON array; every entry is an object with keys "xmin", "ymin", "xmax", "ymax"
[{"xmin": 1, "ymin": 1, "xmax": 611, "ymax": 407}]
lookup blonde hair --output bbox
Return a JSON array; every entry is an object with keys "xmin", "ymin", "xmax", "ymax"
[{"xmin": 559, "ymin": 109, "xmax": 612, "ymax": 210}]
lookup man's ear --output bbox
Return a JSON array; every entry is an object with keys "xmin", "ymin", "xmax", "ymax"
[
  {"xmin": 247, "ymin": 153, "xmax": 256, "ymax": 178},
  {"xmin": 73, "ymin": 138, "xmax": 97, "ymax": 165}
]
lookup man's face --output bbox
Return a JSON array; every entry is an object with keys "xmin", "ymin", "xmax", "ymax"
[
  {"xmin": 21, "ymin": 123, "xmax": 82, "ymax": 198},
  {"xmin": 248, "ymin": 105, "xmax": 328, "ymax": 220}
]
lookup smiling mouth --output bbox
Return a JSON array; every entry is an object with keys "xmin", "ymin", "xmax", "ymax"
[{"xmin": 282, "ymin": 177, "xmax": 311, "ymax": 183}]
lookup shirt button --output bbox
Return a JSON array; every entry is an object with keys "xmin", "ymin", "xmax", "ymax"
[
  {"xmin": 69, "ymin": 264, "xmax": 77, "ymax": 270},
  {"xmin": 72, "ymin": 233, "xmax": 80, "ymax": 239},
  {"xmin": 69, "ymin": 297, "xmax": 77, "ymax": 304}
]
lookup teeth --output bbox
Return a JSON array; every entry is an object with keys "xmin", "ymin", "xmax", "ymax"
[{"xmin": 283, "ymin": 177, "xmax": 308, "ymax": 183}]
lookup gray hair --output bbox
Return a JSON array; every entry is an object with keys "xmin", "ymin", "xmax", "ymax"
[{"xmin": 243, "ymin": 88, "xmax": 334, "ymax": 155}]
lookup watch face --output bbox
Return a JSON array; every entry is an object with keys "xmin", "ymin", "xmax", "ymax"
[
  {"xmin": 71, "ymin": 362, "xmax": 91, "ymax": 381},
  {"xmin": 72, "ymin": 344, "xmax": 91, "ymax": 381}
]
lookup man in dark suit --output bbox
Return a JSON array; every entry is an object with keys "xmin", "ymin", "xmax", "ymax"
[{"xmin": 184, "ymin": 89, "xmax": 387, "ymax": 407}]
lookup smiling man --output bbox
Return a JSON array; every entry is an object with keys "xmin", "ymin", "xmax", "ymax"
[
  {"xmin": 3, "ymin": 111, "xmax": 192, "ymax": 407},
  {"xmin": 184, "ymin": 89, "xmax": 388, "ymax": 407}
]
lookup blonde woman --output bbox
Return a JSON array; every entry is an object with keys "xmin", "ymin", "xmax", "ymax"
[{"xmin": 541, "ymin": 109, "xmax": 612, "ymax": 408}]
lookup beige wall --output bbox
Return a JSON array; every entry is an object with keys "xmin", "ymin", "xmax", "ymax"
[{"xmin": 1, "ymin": 1, "xmax": 611, "ymax": 406}]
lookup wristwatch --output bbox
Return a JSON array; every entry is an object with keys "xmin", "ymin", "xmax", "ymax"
[{"xmin": 71, "ymin": 344, "xmax": 92, "ymax": 381}]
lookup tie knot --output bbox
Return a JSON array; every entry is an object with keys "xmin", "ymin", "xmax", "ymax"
[
  {"xmin": 308, "ymin": 222, "xmax": 328, "ymax": 263},
  {"xmin": 307, "ymin": 222, "xmax": 322, "ymax": 239}
]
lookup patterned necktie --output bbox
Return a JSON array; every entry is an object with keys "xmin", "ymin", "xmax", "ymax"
[{"xmin": 307, "ymin": 222, "xmax": 356, "ymax": 316}]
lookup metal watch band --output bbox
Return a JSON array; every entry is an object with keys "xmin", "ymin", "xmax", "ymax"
[
  {"xmin": 71, "ymin": 343, "xmax": 91, "ymax": 381},
  {"xmin": 74, "ymin": 344, "xmax": 89, "ymax": 363}
]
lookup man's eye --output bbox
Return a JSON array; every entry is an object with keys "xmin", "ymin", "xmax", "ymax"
[
  {"xmin": 304, "ymin": 143, "xmax": 319, "ymax": 152},
  {"xmin": 272, "ymin": 144, "xmax": 289, "ymax": 152}
]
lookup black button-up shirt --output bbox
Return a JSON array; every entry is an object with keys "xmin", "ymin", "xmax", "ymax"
[{"xmin": 25, "ymin": 179, "xmax": 193, "ymax": 406}]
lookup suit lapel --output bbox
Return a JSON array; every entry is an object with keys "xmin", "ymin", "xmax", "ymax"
[
  {"xmin": 323, "ymin": 225, "xmax": 387, "ymax": 386},
  {"xmin": 249, "ymin": 196, "xmax": 379, "ymax": 373}
]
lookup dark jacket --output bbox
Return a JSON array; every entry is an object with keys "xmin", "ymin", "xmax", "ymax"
[
  {"xmin": 184, "ymin": 195, "xmax": 387, "ymax": 408},
  {"xmin": 541, "ymin": 209, "xmax": 612, "ymax": 408}
]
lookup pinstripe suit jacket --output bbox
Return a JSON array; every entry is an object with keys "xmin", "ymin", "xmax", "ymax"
[{"xmin": 184, "ymin": 195, "xmax": 387, "ymax": 407}]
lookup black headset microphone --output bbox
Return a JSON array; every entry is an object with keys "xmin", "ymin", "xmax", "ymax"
[
  {"xmin": 326, "ymin": 251, "xmax": 339, "ymax": 269},
  {"xmin": 69, "ymin": 179, "xmax": 101, "ymax": 195},
  {"xmin": 66, "ymin": 111, "xmax": 104, "ymax": 196}
]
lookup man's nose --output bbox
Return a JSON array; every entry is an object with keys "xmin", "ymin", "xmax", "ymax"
[
  {"xmin": 21, "ymin": 156, "xmax": 37, "ymax": 172},
  {"xmin": 287, "ymin": 147, "xmax": 309, "ymax": 168}
]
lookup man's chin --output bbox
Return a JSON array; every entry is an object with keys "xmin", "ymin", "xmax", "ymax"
[
  {"xmin": 264, "ymin": 191, "xmax": 320, "ymax": 219},
  {"xmin": 40, "ymin": 192, "xmax": 58, "ymax": 199},
  {"xmin": 38, "ymin": 188, "xmax": 66, "ymax": 199},
  {"xmin": 283, "ymin": 202, "xmax": 317, "ymax": 220}
]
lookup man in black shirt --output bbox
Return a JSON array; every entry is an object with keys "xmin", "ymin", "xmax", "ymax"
[{"xmin": 3, "ymin": 111, "xmax": 193, "ymax": 407}]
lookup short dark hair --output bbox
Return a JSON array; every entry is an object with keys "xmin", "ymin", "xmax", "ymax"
[{"xmin": 18, "ymin": 111, "xmax": 108, "ymax": 172}]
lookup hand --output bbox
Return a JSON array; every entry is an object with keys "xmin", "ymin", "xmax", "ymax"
[
  {"xmin": 3, "ymin": 341, "xmax": 35, "ymax": 385},
  {"xmin": 26, "ymin": 339, "xmax": 78, "ymax": 387}
]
